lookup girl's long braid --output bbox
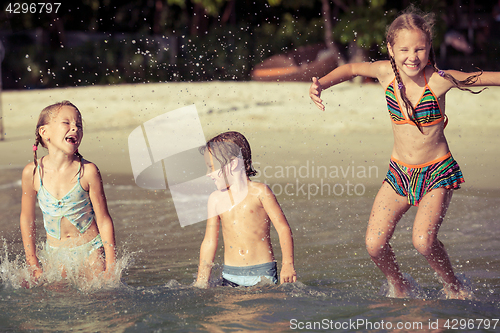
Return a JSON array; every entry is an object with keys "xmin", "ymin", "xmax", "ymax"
[
  {"xmin": 33, "ymin": 134, "xmax": 42, "ymax": 176},
  {"xmin": 428, "ymin": 46, "xmax": 486, "ymax": 94},
  {"xmin": 389, "ymin": 55, "xmax": 422, "ymax": 131}
]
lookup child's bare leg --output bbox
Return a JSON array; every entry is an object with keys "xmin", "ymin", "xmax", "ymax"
[
  {"xmin": 88, "ymin": 248, "xmax": 106, "ymax": 276},
  {"xmin": 366, "ymin": 182, "xmax": 412, "ymax": 297},
  {"xmin": 80, "ymin": 248, "xmax": 106, "ymax": 284},
  {"xmin": 413, "ymin": 188, "xmax": 469, "ymax": 299}
]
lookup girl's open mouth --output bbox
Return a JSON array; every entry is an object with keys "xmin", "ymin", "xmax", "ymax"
[{"xmin": 66, "ymin": 136, "xmax": 78, "ymax": 145}]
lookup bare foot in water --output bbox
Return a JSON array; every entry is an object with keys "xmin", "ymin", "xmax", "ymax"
[
  {"xmin": 382, "ymin": 274, "xmax": 423, "ymax": 298},
  {"xmin": 438, "ymin": 274, "xmax": 476, "ymax": 300},
  {"xmin": 391, "ymin": 280, "xmax": 414, "ymax": 298},
  {"xmin": 442, "ymin": 281, "xmax": 476, "ymax": 300}
]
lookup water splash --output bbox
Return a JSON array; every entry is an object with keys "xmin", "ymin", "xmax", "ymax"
[
  {"xmin": 0, "ymin": 239, "xmax": 134, "ymax": 293},
  {"xmin": 437, "ymin": 273, "xmax": 476, "ymax": 300},
  {"xmin": 278, "ymin": 281, "xmax": 334, "ymax": 298},
  {"xmin": 379, "ymin": 273, "xmax": 425, "ymax": 299},
  {"xmin": 0, "ymin": 240, "xmax": 32, "ymax": 289}
]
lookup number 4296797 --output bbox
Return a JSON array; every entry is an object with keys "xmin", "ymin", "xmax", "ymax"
[
  {"xmin": 5, "ymin": 3, "xmax": 61, "ymax": 14},
  {"xmin": 444, "ymin": 318, "xmax": 498, "ymax": 330}
]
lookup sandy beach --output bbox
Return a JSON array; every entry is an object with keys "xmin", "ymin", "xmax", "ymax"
[{"xmin": 1, "ymin": 81, "xmax": 499, "ymax": 190}]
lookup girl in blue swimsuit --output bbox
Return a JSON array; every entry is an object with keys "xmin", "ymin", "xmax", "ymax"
[
  {"xmin": 309, "ymin": 5, "xmax": 500, "ymax": 299},
  {"xmin": 20, "ymin": 101, "xmax": 116, "ymax": 287}
]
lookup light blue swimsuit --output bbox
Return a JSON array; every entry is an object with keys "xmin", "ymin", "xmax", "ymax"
[{"xmin": 37, "ymin": 163, "xmax": 95, "ymax": 240}]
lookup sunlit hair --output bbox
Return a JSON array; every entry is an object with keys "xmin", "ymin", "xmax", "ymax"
[
  {"xmin": 33, "ymin": 100, "xmax": 84, "ymax": 174},
  {"xmin": 200, "ymin": 131, "xmax": 257, "ymax": 177},
  {"xmin": 386, "ymin": 4, "xmax": 484, "ymax": 131}
]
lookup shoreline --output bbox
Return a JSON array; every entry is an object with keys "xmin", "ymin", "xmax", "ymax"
[{"xmin": 1, "ymin": 82, "xmax": 499, "ymax": 191}]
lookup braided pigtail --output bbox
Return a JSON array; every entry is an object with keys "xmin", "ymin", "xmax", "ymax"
[
  {"xmin": 428, "ymin": 46, "xmax": 486, "ymax": 94},
  {"xmin": 32, "ymin": 107, "xmax": 51, "ymax": 177},
  {"xmin": 32, "ymin": 126, "xmax": 43, "ymax": 175},
  {"xmin": 389, "ymin": 55, "xmax": 422, "ymax": 132},
  {"xmin": 32, "ymin": 143, "xmax": 39, "ymax": 176}
]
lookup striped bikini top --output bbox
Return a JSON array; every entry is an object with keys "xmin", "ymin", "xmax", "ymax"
[
  {"xmin": 37, "ymin": 161, "xmax": 95, "ymax": 240},
  {"xmin": 386, "ymin": 72, "xmax": 447, "ymax": 127}
]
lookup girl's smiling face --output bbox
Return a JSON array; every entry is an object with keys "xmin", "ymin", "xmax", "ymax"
[
  {"xmin": 41, "ymin": 105, "xmax": 83, "ymax": 155},
  {"xmin": 388, "ymin": 28, "xmax": 431, "ymax": 79}
]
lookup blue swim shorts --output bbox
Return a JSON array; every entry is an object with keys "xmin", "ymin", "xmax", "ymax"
[{"xmin": 222, "ymin": 261, "xmax": 278, "ymax": 287}]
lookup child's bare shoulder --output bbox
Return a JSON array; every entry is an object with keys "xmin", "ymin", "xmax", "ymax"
[
  {"xmin": 22, "ymin": 162, "xmax": 36, "ymax": 176},
  {"xmin": 375, "ymin": 60, "xmax": 395, "ymax": 85},
  {"xmin": 207, "ymin": 188, "xmax": 232, "ymax": 215},
  {"xmin": 80, "ymin": 159, "xmax": 103, "ymax": 181},
  {"xmin": 21, "ymin": 162, "xmax": 37, "ymax": 185},
  {"xmin": 208, "ymin": 188, "xmax": 225, "ymax": 203},
  {"xmin": 79, "ymin": 159, "xmax": 104, "ymax": 190},
  {"xmin": 248, "ymin": 181, "xmax": 274, "ymax": 198},
  {"xmin": 81, "ymin": 158, "xmax": 98, "ymax": 174}
]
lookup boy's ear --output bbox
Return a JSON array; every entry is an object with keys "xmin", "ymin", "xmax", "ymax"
[{"xmin": 229, "ymin": 157, "xmax": 243, "ymax": 171}]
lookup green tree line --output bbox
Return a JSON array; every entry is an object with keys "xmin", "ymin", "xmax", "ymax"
[{"xmin": 0, "ymin": 0, "xmax": 498, "ymax": 89}]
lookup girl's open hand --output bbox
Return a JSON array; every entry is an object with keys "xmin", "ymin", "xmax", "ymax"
[{"xmin": 309, "ymin": 77, "xmax": 325, "ymax": 111}]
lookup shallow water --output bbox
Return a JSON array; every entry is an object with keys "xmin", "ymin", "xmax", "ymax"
[{"xmin": 1, "ymin": 166, "xmax": 499, "ymax": 332}]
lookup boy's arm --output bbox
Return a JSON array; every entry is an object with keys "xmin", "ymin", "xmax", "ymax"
[
  {"xmin": 86, "ymin": 162, "xmax": 116, "ymax": 275},
  {"xmin": 194, "ymin": 195, "xmax": 220, "ymax": 288},
  {"xmin": 20, "ymin": 164, "xmax": 42, "ymax": 281},
  {"xmin": 259, "ymin": 184, "xmax": 297, "ymax": 284}
]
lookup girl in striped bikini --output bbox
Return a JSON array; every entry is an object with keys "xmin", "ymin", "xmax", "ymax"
[{"xmin": 309, "ymin": 5, "xmax": 500, "ymax": 299}]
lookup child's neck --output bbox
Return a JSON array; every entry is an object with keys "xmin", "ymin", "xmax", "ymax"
[
  {"xmin": 44, "ymin": 151, "xmax": 78, "ymax": 171},
  {"xmin": 223, "ymin": 175, "xmax": 249, "ymax": 209},
  {"xmin": 399, "ymin": 67, "xmax": 426, "ymax": 87},
  {"xmin": 226, "ymin": 173, "xmax": 249, "ymax": 193}
]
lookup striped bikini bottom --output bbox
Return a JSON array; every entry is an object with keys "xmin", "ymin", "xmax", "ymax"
[{"xmin": 383, "ymin": 152, "xmax": 464, "ymax": 206}]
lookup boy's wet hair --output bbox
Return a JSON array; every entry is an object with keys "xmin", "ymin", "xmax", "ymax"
[
  {"xmin": 387, "ymin": 4, "xmax": 484, "ymax": 131},
  {"xmin": 200, "ymin": 131, "xmax": 257, "ymax": 177},
  {"xmin": 33, "ymin": 100, "xmax": 83, "ymax": 175}
]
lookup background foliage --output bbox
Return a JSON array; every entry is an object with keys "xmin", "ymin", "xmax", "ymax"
[{"xmin": 0, "ymin": 0, "xmax": 498, "ymax": 89}]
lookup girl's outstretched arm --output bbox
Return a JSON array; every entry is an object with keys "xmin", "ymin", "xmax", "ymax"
[
  {"xmin": 259, "ymin": 183, "xmax": 297, "ymax": 284},
  {"xmin": 86, "ymin": 162, "xmax": 116, "ymax": 275},
  {"xmin": 445, "ymin": 69, "xmax": 500, "ymax": 87},
  {"xmin": 194, "ymin": 194, "xmax": 220, "ymax": 288},
  {"xmin": 309, "ymin": 61, "xmax": 391, "ymax": 110},
  {"xmin": 20, "ymin": 163, "xmax": 42, "ymax": 282}
]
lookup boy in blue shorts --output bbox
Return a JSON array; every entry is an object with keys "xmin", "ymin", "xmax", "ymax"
[{"xmin": 193, "ymin": 131, "xmax": 296, "ymax": 288}]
